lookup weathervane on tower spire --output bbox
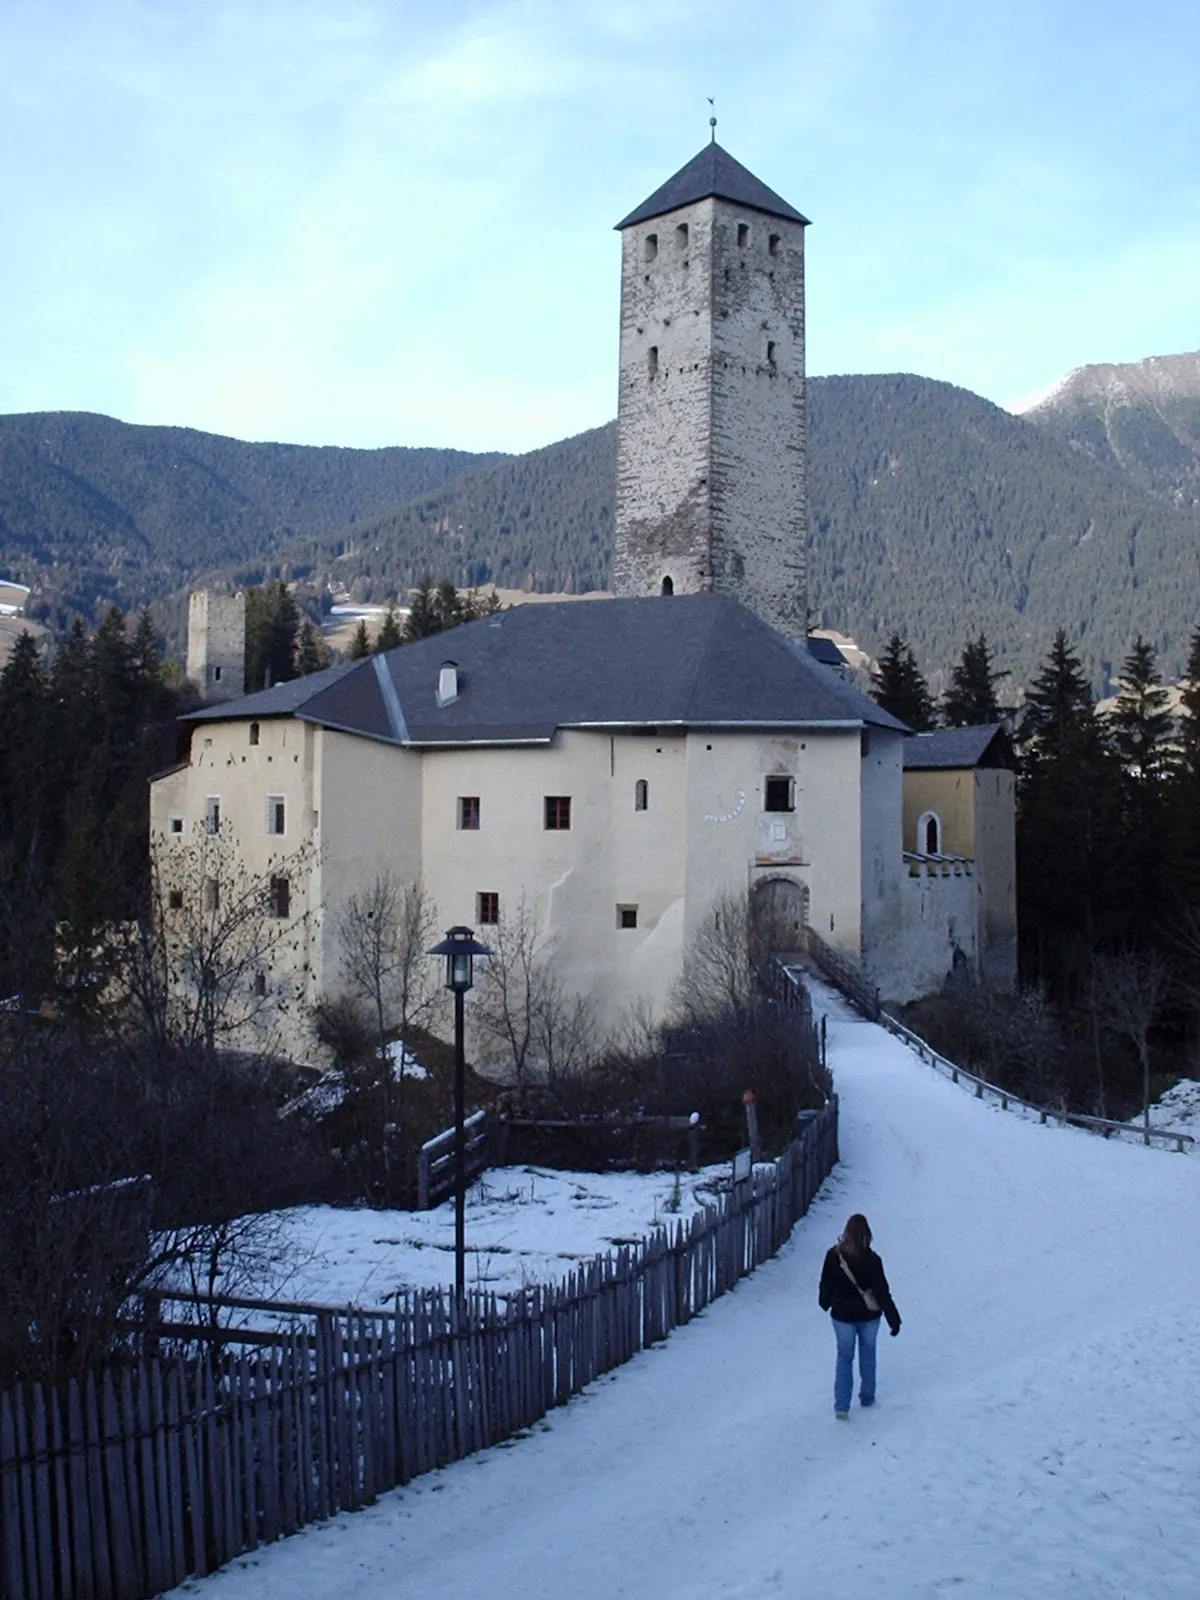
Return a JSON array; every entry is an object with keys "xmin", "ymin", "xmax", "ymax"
[{"xmin": 708, "ymin": 97, "xmax": 716, "ymax": 142}]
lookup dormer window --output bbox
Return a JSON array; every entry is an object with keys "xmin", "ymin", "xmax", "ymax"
[{"xmin": 437, "ymin": 661, "xmax": 459, "ymax": 706}]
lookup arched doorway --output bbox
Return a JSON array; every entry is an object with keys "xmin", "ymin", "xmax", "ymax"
[{"xmin": 751, "ymin": 876, "xmax": 810, "ymax": 957}]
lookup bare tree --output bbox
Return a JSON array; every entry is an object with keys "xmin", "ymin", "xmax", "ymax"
[
  {"xmin": 0, "ymin": 1022, "xmax": 315, "ymax": 1384},
  {"xmin": 1091, "ymin": 949, "xmax": 1170, "ymax": 1141},
  {"xmin": 674, "ymin": 889, "xmax": 758, "ymax": 1019},
  {"xmin": 112, "ymin": 827, "xmax": 318, "ymax": 1060},
  {"xmin": 474, "ymin": 894, "xmax": 595, "ymax": 1090},
  {"xmin": 330, "ymin": 872, "xmax": 440, "ymax": 1199},
  {"xmin": 334, "ymin": 872, "xmax": 440, "ymax": 1061}
]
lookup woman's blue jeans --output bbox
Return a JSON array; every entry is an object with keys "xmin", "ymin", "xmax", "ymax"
[{"xmin": 832, "ymin": 1316, "xmax": 879, "ymax": 1411}]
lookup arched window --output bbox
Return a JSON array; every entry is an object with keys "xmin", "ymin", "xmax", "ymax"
[
  {"xmin": 634, "ymin": 779, "xmax": 648, "ymax": 812},
  {"xmin": 661, "ymin": 575, "xmax": 674, "ymax": 596},
  {"xmin": 917, "ymin": 811, "xmax": 941, "ymax": 855}
]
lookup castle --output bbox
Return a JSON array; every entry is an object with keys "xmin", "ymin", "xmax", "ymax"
[{"xmin": 156, "ymin": 141, "xmax": 1015, "ymax": 1064}]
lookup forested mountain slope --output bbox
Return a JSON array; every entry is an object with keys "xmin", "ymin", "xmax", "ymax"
[
  {"xmin": 1019, "ymin": 350, "xmax": 1200, "ymax": 509},
  {"xmin": 0, "ymin": 411, "xmax": 502, "ymax": 625},
  {"xmin": 263, "ymin": 374, "xmax": 1200, "ymax": 689},
  {"xmin": 8, "ymin": 371, "xmax": 1200, "ymax": 691},
  {"xmin": 806, "ymin": 374, "xmax": 1200, "ymax": 689}
]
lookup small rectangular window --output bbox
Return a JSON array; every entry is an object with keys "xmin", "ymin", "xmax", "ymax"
[
  {"xmin": 767, "ymin": 340, "xmax": 777, "ymax": 370},
  {"xmin": 544, "ymin": 795, "xmax": 572, "ymax": 830},
  {"xmin": 737, "ymin": 222, "xmax": 749, "ymax": 247},
  {"xmin": 249, "ymin": 722, "xmax": 260, "ymax": 746},
  {"xmin": 204, "ymin": 797, "xmax": 220, "ymax": 836},
  {"xmin": 675, "ymin": 222, "xmax": 688, "ymax": 248},
  {"xmin": 477, "ymin": 891, "xmax": 500, "ymax": 925},
  {"xmin": 458, "ymin": 796, "xmax": 481, "ymax": 830},
  {"xmin": 764, "ymin": 776, "xmax": 795, "ymax": 813},
  {"xmin": 167, "ymin": 889, "xmax": 184, "ymax": 910},
  {"xmin": 634, "ymin": 779, "xmax": 648, "ymax": 811},
  {"xmin": 617, "ymin": 905, "xmax": 638, "ymax": 930},
  {"xmin": 253, "ymin": 973, "xmax": 267, "ymax": 997},
  {"xmin": 648, "ymin": 345, "xmax": 659, "ymax": 379},
  {"xmin": 203, "ymin": 877, "xmax": 219, "ymax": 913},
  {"xmin": 768, "ymin": 232, "xmax": 781, "ymax": 256},
  {"xmin": 266, "ymin": 796, "xmax": 286, "ymax": 836},
  {"xmin": 269, "ymin": 877, "xmax": 290, "ymax": 919},
  {"xmin": 644, "ymin": 232, "xmax": 658, "ymax": 261},
  {"xmin": 213, "ymin": 665, "xmax": 223, "ymax": 683},
  {"xmin": 169, "ymin": 815, "xmax": 184, "ymax": 835}
]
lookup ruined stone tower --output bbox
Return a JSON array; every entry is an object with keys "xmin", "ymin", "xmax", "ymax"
[
  {"xmin": 612, "ymin": 142, "xmax": 810, "ymax": 642},
  {"xmin": 187, "ymin": 590, "xmax": 246, "ymax": 702}
]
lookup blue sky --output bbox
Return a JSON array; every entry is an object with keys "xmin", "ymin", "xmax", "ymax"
[{"xmin": 2, "ymin": 0, "xmax": 1197, "ymax": 452}]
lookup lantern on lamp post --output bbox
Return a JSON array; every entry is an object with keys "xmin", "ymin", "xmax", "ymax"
[{"xmin": 429, "ymin": 925, "xmax": 490, "ymax": 1302}]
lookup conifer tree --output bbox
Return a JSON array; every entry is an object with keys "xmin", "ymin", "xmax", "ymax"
[
  {"xmin": 295, "ymin": 617, "xmax": 328, "ymax": 676},
  {"xmin": 403, "ymin": 579, "xmax": 441, "ymax": 641},
  {"xmin": 245, "ymin": 581, "xmax": 300, "ymax": 691},
  {"xmin": 1017, "ymin": 630, "xmax": 1120, "ymax": 992},
  {"xmin": 941, "ymin": 634, "xmax": 1008, "ymax": 726},
  {"xmin": 1107, "ymin": 636, "xmax": 1174, "ymax": 787},
  {"xmin": 1106, "ymin": 636, "xmax": 1174, "ymax": 946},
  {"xmin": 871, "ymin": 633, "xmax": 935, "ymax": 730},
  {"xmin": 346, "ymin": 620, "xmax": 372, "ymax": 660},
  {"xmin": 374, "ymin": 603, "xmax": 403, "ymax": 653},
  {"xmin": 1171, "ymin": 623, "xmax": 1200, "ymax": 899}
]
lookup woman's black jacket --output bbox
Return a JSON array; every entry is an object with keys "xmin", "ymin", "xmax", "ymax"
[{"xmin": 818, "ymin": 1246, "xmax": 901, "ymax": 1333}]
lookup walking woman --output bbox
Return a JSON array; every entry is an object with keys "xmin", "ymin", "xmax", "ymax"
[{"xmin": 818, "ymin": 1213, "xmax": 901, "ymax": 1418}]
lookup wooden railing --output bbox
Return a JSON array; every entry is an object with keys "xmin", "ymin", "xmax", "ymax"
[
  {"xmin": 0, "ymin": 1103, "xmax": 839, "ymax": 1600},
  {"xmin": 415, "ymin": 1108, "xmax": 488, "ymax": 1209},
  {"xmin": 879, "ymin": 1009, "xmax": 1195, "ymax": 1155},
  {"xmin": 802, "ymin": 927, "xmax": 881, "ymax": 1020}
]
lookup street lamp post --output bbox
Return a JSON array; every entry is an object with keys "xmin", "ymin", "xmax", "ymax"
[{"xmin": 429, "ymin": 925, "xmax": 490, "ymax": 1302}]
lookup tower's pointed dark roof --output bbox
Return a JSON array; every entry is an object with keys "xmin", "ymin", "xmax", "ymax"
[{"xmin": 616, "ymin": 142, "xmax": 810, "ymax": 231}]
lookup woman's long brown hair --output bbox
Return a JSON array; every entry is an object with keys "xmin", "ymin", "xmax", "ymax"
[{"xmin": 839, "ymin": 1213, "xmax": 872, "ymax": 1257}]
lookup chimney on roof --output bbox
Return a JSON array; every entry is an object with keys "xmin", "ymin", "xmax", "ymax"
[{"xmin": 437, "ymin": 661, "xmax": 459, "ymax": 707}]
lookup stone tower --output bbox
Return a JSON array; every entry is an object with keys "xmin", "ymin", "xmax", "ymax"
[
  {"xmin": 612, "ymin": 142, "xmax": 810, "ymax": 642},
  {"xmin": 187, "ymin": 590, "xmax": 246, "ymax": 702}
]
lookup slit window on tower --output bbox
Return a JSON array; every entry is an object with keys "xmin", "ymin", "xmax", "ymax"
[
  {"xmin": 648, "ymin": 346, "xmax": 659, "ymax": 379},
  {"xmin": 767, "ymin": 341, "xmax": 777, "ymax": 369},
  {"xmin": 737, "ymin": 223, "xmax": 749, "ymax": 247},
  {"xmin": 644, "ymin": 233, "xmax": 658, "ymax": 261},
  {"xmin": 769, "ymin": 233, "xmax": 781, "ymax": 256},
  {"xmin": 675, "ymin": 222, "xmax": 688, "ymax": 248}
]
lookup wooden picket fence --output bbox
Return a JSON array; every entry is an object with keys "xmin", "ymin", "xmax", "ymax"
[{"xmin": 0, "ymin": 1102, "xmax": 837, "ymax": 1600}]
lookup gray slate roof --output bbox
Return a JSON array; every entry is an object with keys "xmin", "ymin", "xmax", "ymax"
[
  {"xmin": 187, "ymin": 594, "xmax": 907, "ymax": 745},
  {"xmin": 616, "ymin": 143, "xmax": 810, "ymax": 231},
  {"xmin": 806, "ymin": 636, "xmax": 845, "ymax": 669},
  {"xmin": 902, "ymin": 724, "xmax": 1010, "ymax": 770}
]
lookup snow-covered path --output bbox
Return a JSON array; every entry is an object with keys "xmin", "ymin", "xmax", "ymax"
[{"xmin": 178, "ymin": 988, "xmax": 1200, "ymax": 1600}]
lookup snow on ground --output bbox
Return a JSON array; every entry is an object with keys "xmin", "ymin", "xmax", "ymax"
[
  {"xmin": 174, "ymin": 982, "xmax": 1200, "ymax": 1600},
  {"xmin": 238, "ymin": 1165, "xmax": 731, "ymax": 1305}
]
